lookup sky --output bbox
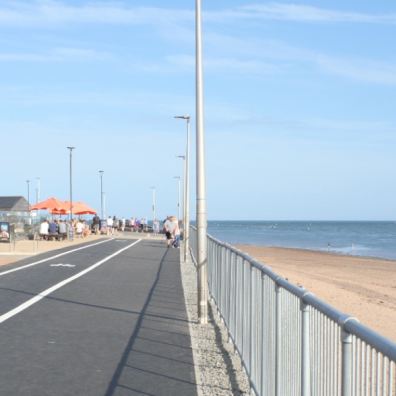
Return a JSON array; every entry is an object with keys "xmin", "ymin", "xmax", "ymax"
[{"xmin": 1, "ymin": 1, "xmax": 396, "ymax": 221}]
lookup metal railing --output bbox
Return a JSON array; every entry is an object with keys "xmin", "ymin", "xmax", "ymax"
[{"xmin": 190, "ymin": 226, "xmax": 396, "ymax": 396}]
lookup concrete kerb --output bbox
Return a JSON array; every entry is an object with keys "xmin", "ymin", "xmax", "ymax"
[
  {"xmin": 179, "ymin": 241, "xmax": 204, "ymax": 396},
  {"xmin": 179, "ymin": 241, "xmax": 250, "ymax": 396}
]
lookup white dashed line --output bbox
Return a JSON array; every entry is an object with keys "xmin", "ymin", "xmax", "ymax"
[{"xmin": 50, "ymin": 264, "xmax": 76, "ymax": 268}]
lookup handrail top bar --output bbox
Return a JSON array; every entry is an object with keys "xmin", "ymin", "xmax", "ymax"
[
  {"xmin": 200, "ymin": 226, "xmax": 396, "ymax": 361},
  {"xmin": 345, "ymin": 319, "xmax": 396, "ymax": 361}
]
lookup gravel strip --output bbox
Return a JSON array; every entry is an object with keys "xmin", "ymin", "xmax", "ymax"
[{"xmin": 180, "ymin": 248, "xmax": 250, "ymax": 396}]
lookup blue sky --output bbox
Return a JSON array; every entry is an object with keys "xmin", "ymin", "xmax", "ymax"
[{"xmin": 1, "ymin": 1, "xmax": 395, "ymax": 220}]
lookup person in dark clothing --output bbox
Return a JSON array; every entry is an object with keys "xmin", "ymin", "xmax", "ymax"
[{"xmin": 92, "ymin": 214, "xmax": 100, "ymax": 234}]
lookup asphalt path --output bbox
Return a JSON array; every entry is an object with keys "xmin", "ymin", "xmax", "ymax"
[{"xmin": 0, "ymin": 238, "xmax": 197, "ymax": 396}]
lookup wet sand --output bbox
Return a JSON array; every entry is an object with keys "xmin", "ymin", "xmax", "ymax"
[{"xmin": 236, "ymin": 245, "xmax": 396, "ymax": 341}]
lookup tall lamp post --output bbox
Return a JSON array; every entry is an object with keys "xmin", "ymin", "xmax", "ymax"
[
  {"xmin": 196, "ymin": 0, "xmax": 208, "ymax": 324},
  {"xmin": 177, "ymin": 153, "xmax": 187, "ymax": 261},
  {"xmin": 35, "ymin": 177, "xmax": 41, "ymax": 204},
  {"xmin": 26, "ymin": 179, "xmax": 30, "ymax": 210},
  {"xmin": 173, "ymin": 176, "xmax": 181, "ymax": 221},
  {"xmin": 99, "ymin": 170, "xmax": 104, "ymax": 219},
  {"xmin": 67, "ymin": 147, "xmax": 75, "ymax": 236},
  {"xmin": 150, "ymin": 186, "xmax": 156, "ymax": 226},
  {"xmin": 175, "ymin": 115, "xmax": 191, "ymax": 263}
]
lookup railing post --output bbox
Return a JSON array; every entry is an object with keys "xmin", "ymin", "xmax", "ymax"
[
  {"xmin": 301, "ymin": 299, "xmax": 311, "ymax": 396},
  {"xmin": 341, "ymin": 329, "xmax": 353, "ymax": 396},
  {"xmin": 275, "ymin": 282, "xmax": 281, "ymax": 396}
]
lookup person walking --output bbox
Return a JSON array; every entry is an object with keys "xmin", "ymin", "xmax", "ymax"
[
  {"xmin": 153, "ymin": 219, "xmax": 160, "ymax": 235},
  {"xmin": 163, "ymin": 216, "xmax": 180, "ymax": 248},
  {"xmin": 92, "ymin": 214, "xmax": 100, "ymax": 234},
  {"xmin": 106, "ymin": 216, "xmax": 113, "ymax": 236}
]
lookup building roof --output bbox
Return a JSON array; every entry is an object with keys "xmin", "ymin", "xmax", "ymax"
[{"xmin": 0, "ymin": 196, "xmax": 29, "ymax": 212}]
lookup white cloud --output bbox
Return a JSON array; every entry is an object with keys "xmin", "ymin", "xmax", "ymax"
[
  {"xmin": 0, "ymin": 47, "xmax": 110, "ymax": 62},
  {"xmin": 0, "ymin": 2, "xmax": 395, "ymax": 86},
  {"xmin": 316, "ymin": 55, "xmax": 396, "ymax": 85},
  {"xmin": 0, "ymin": 1, "xmax": 193, "ymax": 27},
  {"xmin": 208, "ymin": 3, "xmax": 396, "ymax": 24},
  {"xmin": 204, "ymin": 33, "xmax": 396, "ymax": 86},
  {"xmin": 0, "ymin": 1, "xmax": 395, "ymax": 28},
  {"xmin": 166, "ymin": 54, "xmax": 279, "ymax": 74}
]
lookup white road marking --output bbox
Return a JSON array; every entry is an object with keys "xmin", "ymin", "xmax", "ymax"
[
  {"xmin": 0, "ymin": 239, "xmax": 141, "ymax": 324},
  {"xmin": 50, "ymin": 264, "xmax": 76, "ymax": 268},
  {"xmin": 0, "ymin": 238, "xmax": 114, "ymax": 277}
]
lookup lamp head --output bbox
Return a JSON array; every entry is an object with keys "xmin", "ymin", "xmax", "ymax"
[{"xmin": 174, "ymin": 115, "xmax": 190, "ymax": 120}]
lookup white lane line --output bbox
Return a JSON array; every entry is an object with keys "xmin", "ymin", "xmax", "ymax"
[
  {"xmin": 0, "ymin": 238, "xmax": 114, "ymax": 277},
  {"xmin": 50, "ymin": 264, "xmax": 76, "ymax": 268},
  {"xmin": 0, "ymin": 239, "xmax": 141, "ymax": 324}
]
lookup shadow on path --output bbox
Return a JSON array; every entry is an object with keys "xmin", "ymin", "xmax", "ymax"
[{"xmin": 104, "ymin": 247, "xmax": 197, "ymax": 396}]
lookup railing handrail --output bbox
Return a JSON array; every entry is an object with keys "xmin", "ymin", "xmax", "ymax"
[{"xmin": 192, "ymin": 225, "xmax": 396, "ymax": 362}]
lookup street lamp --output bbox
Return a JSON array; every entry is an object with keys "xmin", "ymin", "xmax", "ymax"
[
  {"xmin": 99, "ymin": 170, "xmax": 104, "ymax": 219},
  {"xmin": 26, "ymin": 179, "xmax": 30, "ymax": 210},
  {"xmin": 67, "ymin": 147, "xmax": 75, "ymax": 234},
  {"xmin": 150, "ymin": 186, "xmax": 156, "ymax": 227},
  {"xmin": 175, "ymin": 115, "xmax": 191, "ymax": 264},
  {"xmin": 195, "ymin": 0, "xmax": 208, "ymax": 324},
  {"xmin": 36, "ymin": 177, "xmax": 41, "ymax": 204},
  {"xmin": 176, "ymin": 153, "xmax": 188, "ymax": 260},
  {"xmin": 173, "ymin": 176, "xmax": 181, "ymax": 220}
]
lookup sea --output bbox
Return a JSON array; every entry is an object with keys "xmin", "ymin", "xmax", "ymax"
[{"xmin": 206, "ymin": 221, "xmax": 396, "ymax": 261}]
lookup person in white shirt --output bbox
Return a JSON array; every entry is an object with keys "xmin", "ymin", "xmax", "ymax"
[
  {"xmin": 76, "ymin": 220, "xmax": 84, "ymax": 238},
  {"xmin": 39, "ymin": 220, "xmax": 49, "ymax": 240},
  {"xmin": 165, "ymin": 216, "xmax": 180, "ymax": 248},
  {"xmin": 106, "ymin": 216, "xmax": 114, "ymax": 235}
]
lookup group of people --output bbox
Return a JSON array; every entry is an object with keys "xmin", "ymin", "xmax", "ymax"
[
  {"xmin": 39, "ymin": 218, "xmax": 91, "ymax": 240},
  {"xmin": 38, "ymin": 214, "xmax": 181, "ymax": 246}
]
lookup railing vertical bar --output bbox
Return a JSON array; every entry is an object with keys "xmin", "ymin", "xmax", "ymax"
[
  {"xmin": 356, "ymin": 339, "xmax": 361, "ymax": 396},
  {"xmin": 301, "ymin": 298, "xmax": 310, "ymax": 396},
  {"xmin": 366, "ymin": 346, "xmax": 370, "ymax": 396},
  {"xmin": 260, "ymin": 273, "xmax": 265, "ymax": 396},
  {"xmin": 377, "ymin": 352, "xmax": 381, "ymax": 396},
  {"xmin": 389, "ymin": 361, "xmax": 393, "ymax": 396},
  {"xmin": 371, "ymin": 348, "xmax": 375, "ymax": 396},
  {"xmin": 352, "ymin": 335, "xmax": 356, "ymax": 396},
  {"xmin": 382, "ymin": 356, "xmax": 387, "ymax": 396},
  {"xmin": 241, "ymin": 258, "xmax": 246, "ymax": 361},
  {"xmin": 362, "ymin": 341, "xmax": 366, "ymax": 396},
  {"xmin": 249, "ymin": 265, "xmax": 254, "ymax": 386},
  {"xmin": 342, "ymin": 328, "xmax": 353, "ymax": 396},
  {"xmin": 275, "ymin": 283, "xmax": 281, "ymax": 396}
]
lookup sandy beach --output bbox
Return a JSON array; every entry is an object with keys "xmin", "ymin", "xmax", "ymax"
[{"xmin": 236, "ymin": 245, "xmax": 396, "ymax": 341}]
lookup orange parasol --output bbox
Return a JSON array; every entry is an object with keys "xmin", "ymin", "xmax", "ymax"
[
  {"xmin": 30, "ymin": 197, "xmax": 68, "ymax": 214},
  {"xmin": 62, "ymin": 201, "xmax": 97, "ymax": 215}
]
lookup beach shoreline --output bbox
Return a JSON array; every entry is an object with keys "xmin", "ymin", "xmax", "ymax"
[{"xmin": 236, "ymin": 243, "xmax": 396, "ymax": 341}]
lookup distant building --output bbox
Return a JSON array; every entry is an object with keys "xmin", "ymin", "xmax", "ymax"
[
  {"xmin": 0, "ymin": 196, "xmax": 29, "ymax": 213},
  {"xmin": 0, "ymin": 196, "xmax": 31, "ymax": 234}
]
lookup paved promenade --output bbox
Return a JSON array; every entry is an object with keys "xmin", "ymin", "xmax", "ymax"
[{"xmin": 0, "ymin": 238, "xmax": 197, "ymax": 395}]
